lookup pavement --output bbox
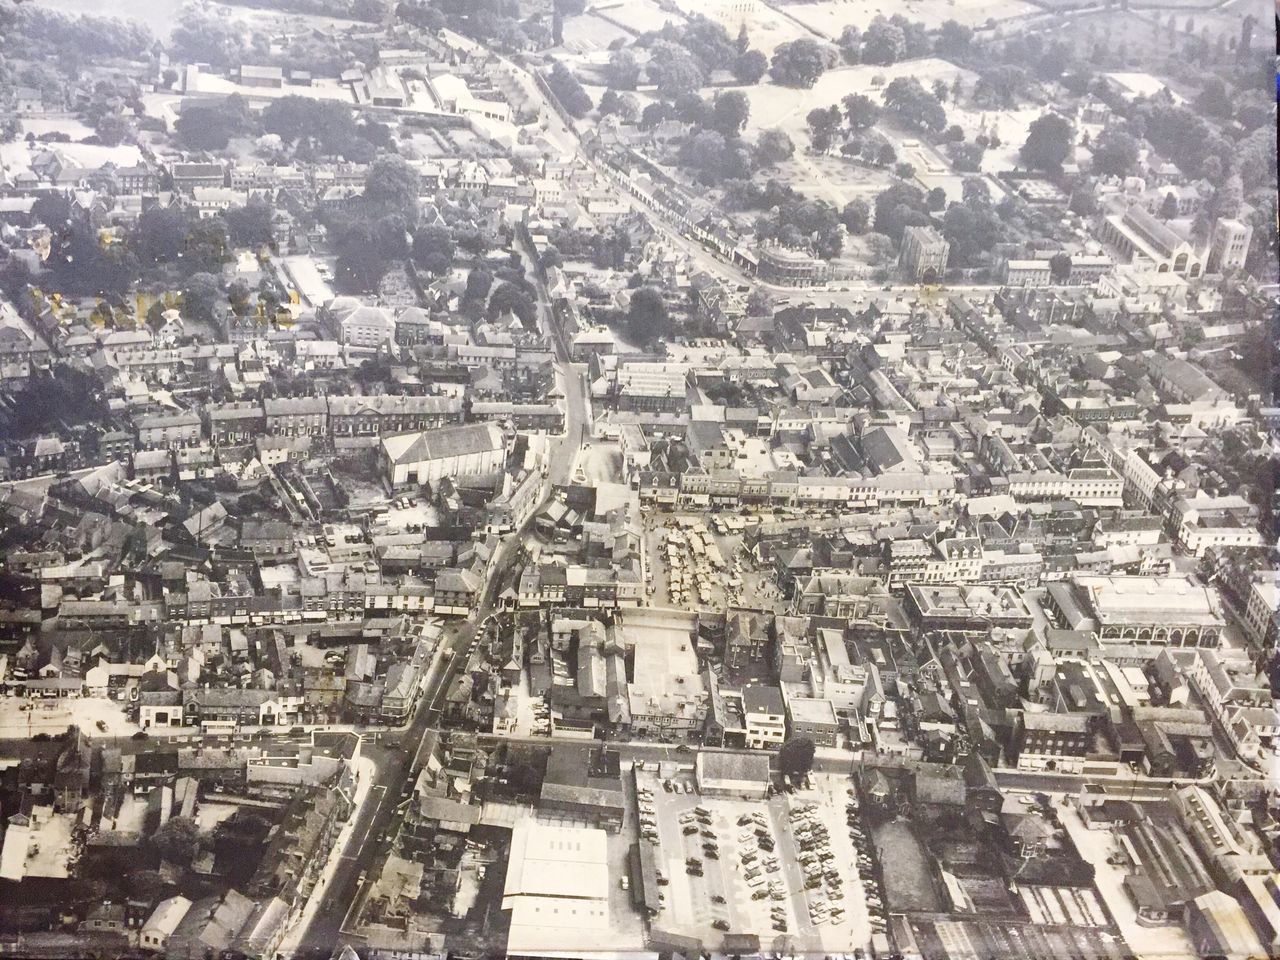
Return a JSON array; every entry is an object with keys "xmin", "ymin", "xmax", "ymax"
[
  {"xmin": 276, "ymin": 754, "xmax": 378, "ymax": 957},
  {"xmin": 295, "ymin": 621, "xmax": 474, "ymax": 953}
]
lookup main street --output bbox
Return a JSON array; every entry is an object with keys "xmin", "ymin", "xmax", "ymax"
[
  {"xmin": 294, "ymin": 222, "xmax": 593, "ymax": 952},
  {"xmin": 294, "ymin": 618, "xmax": 474, "ymax": 953}
]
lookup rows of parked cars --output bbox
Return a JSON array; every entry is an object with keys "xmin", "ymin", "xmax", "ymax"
[
  {"xmin": 848, "ymin": 789, "xmax": 885, "ymax": 935},
  {"xmin": 731, "ymin": 810, "xmax": 787, "ymax": 932},
  {"xmin": 679, "ymin": 805, "xmax": 738, "ymax": 933},
  {"xmin": 789, "ymin": 801, "xmax": 846, "ymax": 928}
]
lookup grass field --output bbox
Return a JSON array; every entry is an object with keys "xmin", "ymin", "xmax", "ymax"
[
  {"xmin": 777, "ymin": 0, "xmax": 1039, "ymax": 37},
  {"xmin": 590, "ymin": 0, "xmax": 687, "ymax": 35}
]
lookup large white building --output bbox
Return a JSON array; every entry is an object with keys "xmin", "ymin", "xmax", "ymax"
[
  {"xmin": 381, "ymin": 423, "xmax": 507, "ymax": 488},
  {"xmin": 502, "ymin": 820, "xmax": 612, "ymax": 958},
  {"xmin": 1045, "ymin": 574, "xmax": 1226, "ymax": 651}
]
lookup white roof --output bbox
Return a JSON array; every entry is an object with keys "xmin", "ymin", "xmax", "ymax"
[{"xmin": 503, "ymin": 820, "xmax": 609, "ymax": 902}]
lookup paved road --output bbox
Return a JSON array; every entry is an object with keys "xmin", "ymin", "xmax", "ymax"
[
  {"xmin": 294, "ymin": 253, "xmax": 591, "ymax": 946},
  {"xmin": 295, "ymin": 621, "xmax": 474, "ymax": 952}
]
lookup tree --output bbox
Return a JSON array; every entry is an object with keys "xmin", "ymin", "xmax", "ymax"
[
  {"xmin": 837, "ymin": 25, "xmax": 861, "ymax": 63},
  {"xmin": 489, "ymin": 282, "xmax": 537, "ymax": 326},
  {"xmin": 1019, "ymin": 113, "xmax": 1074, "ymax": 171},
  {"xmin": 94, "ymin": 112, "xmax": 129, "ymax": 146},
  {"xmin": 746, "ymin": 287, "xmax": 773, "ymax": 316},
  {"xmin": 680, "ymin": 14, "xmax": 738, "ymax": 73},
  {"xmin": 226, "ymin": 200, "xmax": 274, "ymax": 249},
  {"xmin": 732, "ymin": 48, "xmax": 768, "ymax": 84},
  {"xmin": 547, "ymin": 62, "xmax": 592, "ymax": 118},
  {"xmin": 861, "ymin": 16, "xmax": 905, "ymax": 65},
  {"xmin": 873, "ymin": 182, "xmax": 929, "ymax": 243},
  {"xmin": 756, "ymin": 128, "xmax": 794, "ymax": 166},
  {"xmin": 412, "ymin": 225, "xmax": 454, "ymax": 275},
  {"xmin": 648, "ymin": 43, "xmax": 705, "ymax": 100},
  {"xmin": 769, "ymin": 38, "xmax": 826, "ymax": 88},
  {"xmin": 1194, "ymin": 76, "xmax": 1232, "ymax": 119},
  {"xmin": 150, "ymin": 817, "xmax": 200, "ymax": 867},
  {"xmin": 640, "ymin": 101, "xmax": 674, "ymax": 129},
  {"xmin": 842, "ymin": 93, "xmax": 880, "ymax": 131},
  {"xmin": 711, "ymin": 90, "xmax": 750, "ymax": 138},
  {"xmin": 599, "ymin": 90, "xmax": 639, "ymax": 122},
  {"xmin": 1090, "ymin": 128, "xmax": 1139, "ymax": 178},
  {"xmin": 961, "ymin": 177, "xmax": 990, "ymax": 206},
  {"xmin": 894, "ymin": 162, "xmax": 916, "ymax": 180},
  {"xmin": 1157, "ymin": 192, "xmax": 1179, "ymax": 220},
  {"xmin": 942, "ymin": 200, "xmax": 1004, "ymax": 266},
  {"xmin": 624, "ymin": 286, "xmax": 670, "ymax": 344},
  {"xmin": 182, "ymin": 216, "xmax": 230, "ymax": 274},
  {"xmin": 181, "ymin": 272, "xmax": 223, "ymax": 323},
  {"xmin": 132, "ymin": 207, "xmax": 189, "ymax": 265},
  {"xmin": 806, "ymin": 106, "xmax": 841, "ymax": 152},
  {"xmin": 363, "ymin": 156, "xmax": 420, "ymax": 219},
  {"xmin": 174, "ymin": 96, "xmax": 250, "ymax": 152},
  {"xmin": 926, "ymin": 186, "xmax": 947, "ymax": 211},
  {"xmin": 841, "ymin": 198, "xmax": 869, "ymax": 233},
  {"xmin": 883, "ymin": 76, "xmax": 947, "ymax": 134},
  {"xmin": 1209, "ymin": 173, "xmax": 1244, "ymax": 220},
  {"xmin": 605, "ymin": 49, "xmax": 640, "ymax": 90},
  {"xmin": 674, "ymin": 92, "xmax": 711, "ymax": 126},
  {"xmin": 935, "ymin": 19, "xmax": 972, "ymax": 57},
  {"xmin": 973, "ymin": 64, "xmax": 1028, "ymax": 109},
  {"xmin": 1049, "ymin": 252, "xmax": 1072, "ymax": 283},
  {"xmin": 778, "ymin": 736, "xmax": 816, "ymax": 780},
  {"xmin": 463, "ymin": 267, "xmax": 494, "ymax": 309}
]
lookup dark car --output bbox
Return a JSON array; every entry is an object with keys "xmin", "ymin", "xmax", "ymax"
[
  {"xmin": 711, "ymin": 895, "xmax": 726, "ymax": 904},
  {"xmin": 683, "ymin": 825, "xmax": 698, "ymax": 835},
  {"xmin": 705, "ymin": 849, "xmax": 719, "ymax": 860},
  {"xmin": 712, "ymin": 919, "xmax": 730, "ymax": 931},
  {"xmin": 701, "ymin": 829, "xmax": 716, "ymax": 839}
]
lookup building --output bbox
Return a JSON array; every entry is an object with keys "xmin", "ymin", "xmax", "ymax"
[
  {"xmin": 1100, "ymin": 204, "xmax": 1204, "ymax": 278},
  {"xmin": 1208, "ymin": 218, "xmax": 1253, "ymax": 273},
  {"xmin": 742, "ymin": 684, "xmax": 785, "ymax": 750},
  {"xmin": 502, "ymin": 820, "xmax": 611, "ymax": 958},
  {"xmin": 1001, "ymin": 259, "xmax": 1052, "ymax": 287},
  {"xmin": 1011, "ymin": 710, "xmax": 1090, "ymax": 773},
  {"xmin": 1183, "ymin": 890, "xmax": 1268, "ymax": 960},
  {"xmin": 786, "ymin": 696, "xmax": 839, "ymax": 747},
  {"xmin": 136, "ymin": 412, "xmax": 202, "ymax": 448},
  {"xmin": 694, "ymin": 751, "xmax": 770, "ymax": 799},
  {"xmin": 239, "ymin": 65, "xmax": 284, "ymax": 88},
  {"xmin": 339, "ymin": 305, "xmax": 396, "ymax": 348},
  {"xmin": 328, "ymin": 394, "xmax": 462, "ymax": 444},
  {"xmin": 381, "ymin": 422, "xmax": 507, "ymax": 488},
  {"xmin": 140, "ymin": 896, "xmax": 193, "ymax": 952},
  {"xmin": 1044, "ymin": 574, "xmax": 1226, "ymax": 651},
  {"xmin": 263, "ymin": 397, "xmax": 328, "ymax": 437},
  {"xmin": 899, "ymin": 226, "xmax": 950, "ymax": 283},
  {"xmin": 757, "ymin": 245, "xmax": 829, "ymax": 286}
]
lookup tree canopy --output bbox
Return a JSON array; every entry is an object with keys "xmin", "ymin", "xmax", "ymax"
[
  {"xmin": 1019, "ymin": 113, "xmax": 1075, "ymax": 171},
  {"xmin": 769, "ymin": 39, "xmax": 827, "ymax": 88}
]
